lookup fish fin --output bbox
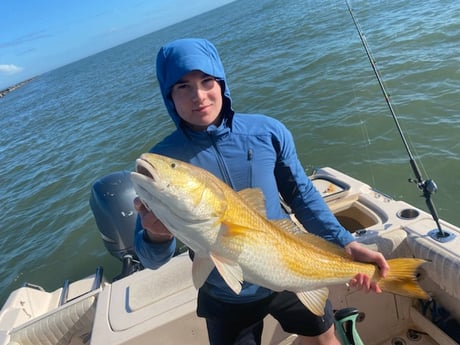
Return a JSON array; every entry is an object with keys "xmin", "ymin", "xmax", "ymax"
[
  {"xmin": 221, "ymin": 222, "xmax": 251, "ymax": 237},
  {"xmin": 191, "ymin": 256, "xmax": 215, "ymax": 289},
  {"xmin": 294, "ymin": 231, "xmax": 352, "ymax": 258},
  {"xmin": 210, "ymin": 252, "xmax": 243, "ymax": 294},
  {"xmin": 271, "ymin": 219, "xmax": 303, "ymax": 234},
  {"xmin": 237, "ymin": 188, "xmax": 267, "ymax": 217},
  {"xmin": 272, "ymin": 218, "xmax": 352, "ymax": 259},
  {"xmin": 379, "ymin": 258, "xmax": 430, "ymax": 300},
  {"xmin": 296, "ymin": 287, "xmax": 329, "ymax": 317}
]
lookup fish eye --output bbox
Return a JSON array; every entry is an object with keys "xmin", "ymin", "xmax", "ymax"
[{"xmin": 171, "ymin": 162, "xmax": 176, "ymax": 168}]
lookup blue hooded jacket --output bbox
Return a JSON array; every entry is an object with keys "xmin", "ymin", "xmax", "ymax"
[{"xmin": 135, "ymin": 38, "xmax": 355, "ymax": 303}]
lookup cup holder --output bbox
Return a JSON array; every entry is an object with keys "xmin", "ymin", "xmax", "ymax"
[{"xmin": 397, "ymin": 208, "xmax": 419, "ymax": 220}]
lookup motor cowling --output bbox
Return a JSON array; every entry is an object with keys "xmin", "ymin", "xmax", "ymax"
[
  {"xmin": 89, "ymin": 170, "xmax": 139, "ymax": 262},
  {"xmin": 89, "ymin": 170, "xmax": 187, "ymax": 280}
]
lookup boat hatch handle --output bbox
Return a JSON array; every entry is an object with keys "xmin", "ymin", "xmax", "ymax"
[
  {"xmin": 345, "ymin": 0, "xmax": 455, "ymax": 243},
  {"xmin": 59, "ymin": 266, "xmax": 104, "ymax": 306}
]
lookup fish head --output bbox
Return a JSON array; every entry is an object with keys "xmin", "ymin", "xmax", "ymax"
[{"xmin": 130, "ymin": 153, "xmax": 226, "ymax": 248}]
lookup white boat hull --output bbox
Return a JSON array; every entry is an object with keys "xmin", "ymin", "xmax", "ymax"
[{"xmin": 1, "ymin": 167, "xmax": 459, "ymax": 345}]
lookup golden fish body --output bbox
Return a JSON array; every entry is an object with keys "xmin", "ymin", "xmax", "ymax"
[{"xmin": 131, "ymin": 153, "xmax": 429, "ymax": 316}]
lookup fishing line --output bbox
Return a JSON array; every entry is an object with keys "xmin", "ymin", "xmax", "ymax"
[
  {"xmin": 358, "ymin": 118, "xmax": 378, "ymax": 187},
  {"xmin": 344, "ymin": 0, "xmax": 453, "ymax": 241}
]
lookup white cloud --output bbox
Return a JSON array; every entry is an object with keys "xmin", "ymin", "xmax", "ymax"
[{"xmin": 0, "ymin": 64, "xmax": 24, "ymax": 75}]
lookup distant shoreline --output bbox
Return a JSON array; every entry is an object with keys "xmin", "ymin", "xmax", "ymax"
[{"xmin": 0, "ymin": 77, "xmax": 36, "ymax": 98}]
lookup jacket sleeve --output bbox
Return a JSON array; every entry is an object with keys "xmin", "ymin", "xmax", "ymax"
[
  {"xmin": 134, "ymin": 216, "xmax": 176, "ymax": 269},
  {"xmin": 273, "ymin": 123, "xmax": 355, "ymax": 247}
]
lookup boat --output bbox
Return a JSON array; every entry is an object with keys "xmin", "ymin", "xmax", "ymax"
[
  {"xmin": 2, "ymin": 3, "xmax": 458, "ymax": 344},
  {"xmin": 0, "ymin": 165, "xmax": 459, "ymax": 345}
]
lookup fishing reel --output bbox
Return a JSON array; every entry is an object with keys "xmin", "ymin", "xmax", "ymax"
[
  {"xmin": 408, "ymin": 176, "xmax": 456, "ymax": 242},
  {"xmin": 408, "ymin": 177, "xmax": 438, "ymax": 196}
]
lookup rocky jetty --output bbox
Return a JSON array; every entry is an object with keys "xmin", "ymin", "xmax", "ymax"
[{"xmin": 0, "ymin": 78, "xmax": 35, "ymax": 98}]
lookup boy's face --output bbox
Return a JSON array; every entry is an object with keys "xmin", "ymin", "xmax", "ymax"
[{"xmin": 171, "ymin": 70, "xmax": 223, "ymax": 131}]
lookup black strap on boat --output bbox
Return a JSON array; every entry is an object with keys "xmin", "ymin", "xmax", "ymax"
[{"xmin": 344, "ymin": 0, "xmax": 453, "ymax": 242}]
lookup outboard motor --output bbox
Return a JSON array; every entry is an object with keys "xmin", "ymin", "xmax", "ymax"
[{"xmin": 90, "ymin": 170, "xmax": 142, "ymax": 280}]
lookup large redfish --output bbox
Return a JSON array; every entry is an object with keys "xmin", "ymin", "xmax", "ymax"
[{"xmin": 130, "ymin": 153, "xmax": 429, "ymax": 316}]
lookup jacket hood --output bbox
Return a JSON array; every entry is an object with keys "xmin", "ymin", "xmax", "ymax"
[{"xmin": 156, "ymin": 38, "xmax": 233, "ymax": 128}]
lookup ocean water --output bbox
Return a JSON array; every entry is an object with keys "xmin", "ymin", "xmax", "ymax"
[{"xmin": 1, "ymin": 0, "xmax": 459, "ymax": 305}]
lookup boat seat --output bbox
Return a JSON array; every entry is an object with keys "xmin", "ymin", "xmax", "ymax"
[{"xmin": 7, "ymin": 290, "xmax": 98, "ymax": 345}]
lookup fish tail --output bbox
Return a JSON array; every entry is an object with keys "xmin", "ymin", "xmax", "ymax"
[{"xmin": 378, "ymin": 258, "xmax": 430, "ymax": 300}]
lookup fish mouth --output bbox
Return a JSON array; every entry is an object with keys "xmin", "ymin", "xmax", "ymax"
[
  {"xmin": 135, "ymin": 157, "xmax": 156, "ymax": 181},
  {"xmin": 131, "ymin": 157, "xmax": 160, "ymax": 212}
]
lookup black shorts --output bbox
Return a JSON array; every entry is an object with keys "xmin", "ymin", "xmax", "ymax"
[{"xmin": 197, "ymin": 289, "xmax": 334, "ymax": 344}]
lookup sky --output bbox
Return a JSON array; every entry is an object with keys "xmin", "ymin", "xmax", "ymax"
[{"xmin": 0, "ymin": 0, "xmax": 235, "ymax": 90}]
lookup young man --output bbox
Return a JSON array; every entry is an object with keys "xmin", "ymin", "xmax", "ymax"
[{"xmin": 134, "ymin": 38, "xmax": 389, "ymax": 345}]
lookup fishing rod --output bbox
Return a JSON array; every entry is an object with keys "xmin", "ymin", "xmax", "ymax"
[{"xmin": 344, "ymin": 0, "xmax": 453, "ymax": 242}]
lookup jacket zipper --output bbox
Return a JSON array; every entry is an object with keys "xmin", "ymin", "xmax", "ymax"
[{"xmin": 209, "ymin": 134, "xmax": 235, "ymax": 189}]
